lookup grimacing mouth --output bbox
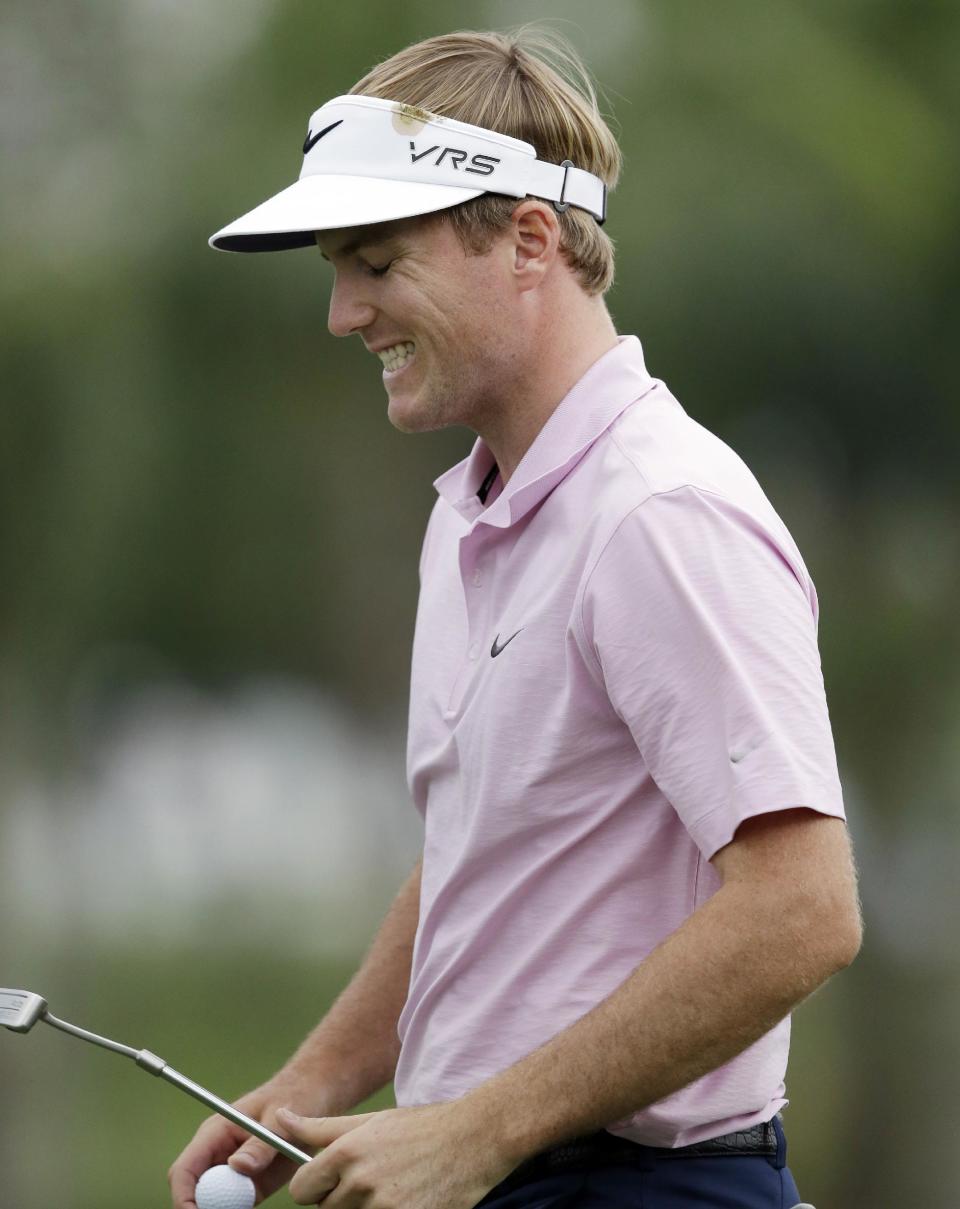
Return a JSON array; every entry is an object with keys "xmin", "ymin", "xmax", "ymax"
[{"xmin": 378, "ymin": 341, "xmax": 416, "ymax": 370}]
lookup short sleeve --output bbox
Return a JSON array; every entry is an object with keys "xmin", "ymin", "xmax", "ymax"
[{"xmin": 579, "ymin": 485, "xmax": 846, "ymax": 860}]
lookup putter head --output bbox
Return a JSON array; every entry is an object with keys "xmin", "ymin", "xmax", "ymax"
[{"xmin": 0, "ymin": 989, "xmax": 48, "ymax": 1033}]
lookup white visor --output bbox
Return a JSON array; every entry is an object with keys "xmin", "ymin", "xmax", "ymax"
[{"xmin": 209, "ymin": 94, "xmax": 607, "ymax": 252}]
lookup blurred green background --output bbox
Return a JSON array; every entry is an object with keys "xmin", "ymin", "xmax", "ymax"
[{"xmin": 1, "ymin": 1, "xmax": 958, "ymax": 1206}]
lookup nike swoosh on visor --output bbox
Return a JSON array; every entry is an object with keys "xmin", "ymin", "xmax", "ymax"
[{"xmin": 302, "ymin": 120, "xmax": 344, "ymax": 155}]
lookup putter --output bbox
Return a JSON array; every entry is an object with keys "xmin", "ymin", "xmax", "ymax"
[{"xmin": 0, "ymin": 988, "xmax": 310, "ymax": 1166}]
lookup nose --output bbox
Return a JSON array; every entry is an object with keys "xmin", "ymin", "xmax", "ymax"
[{"xmin": 327, "ymin": 271, "xmax": 376, "ymax": 338}]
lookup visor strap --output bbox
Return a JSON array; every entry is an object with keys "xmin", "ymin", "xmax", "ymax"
[{"xmin": 526, "ymin": 160, "xmax": 607, "ymax": 225}]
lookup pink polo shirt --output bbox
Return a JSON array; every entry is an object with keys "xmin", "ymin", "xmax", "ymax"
[{"xmin": 394, "ymin": 334, "xmax": 846, "ymax": 1147}]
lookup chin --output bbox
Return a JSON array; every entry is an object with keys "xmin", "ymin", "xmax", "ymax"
[{"xmin": 387, "ymin": 393, "xmax": 448, "ymax": 434}]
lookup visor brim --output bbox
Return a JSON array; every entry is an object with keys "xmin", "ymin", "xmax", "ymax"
[{"xmin": 209, "ymin": 173, "xmax": 486, "ymax": 252}]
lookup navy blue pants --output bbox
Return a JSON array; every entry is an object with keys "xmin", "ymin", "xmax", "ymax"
[{"xmin": 477, "ymin": 1115, "xmax": 802, "ymax": 1208}]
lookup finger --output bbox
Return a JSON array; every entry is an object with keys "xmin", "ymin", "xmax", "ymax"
[
  {"xmin": 288, "ymin": 1154, "xmax": 340, "ymax": 1206},
  {"xmin": 229, "ymin": 1103, "xmax": 309, "ymax": 1185},
  {"xmin": 168, "ymin": 1160, "xmax": 199, "ymax": 1209},
  {"xmin": 229, "ymin": 1134, "xmax": 288, "ymax": 1176},
  {"xmin": 276, "ymin": 1108, "xmax": 373, "ymax": 1149},
  {"xmin": 170, "ymin": 1117, "xmax": 246, "ymax": 1208}
]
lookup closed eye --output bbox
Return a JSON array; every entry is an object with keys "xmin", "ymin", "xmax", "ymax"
[{"xmin": 364, "ymin": 260, "xmax": 393, "ymax": 278}]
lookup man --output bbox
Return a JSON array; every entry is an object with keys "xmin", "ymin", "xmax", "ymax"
[{"xmin": 170, "ymin": 28, "xmax": 861, "ymax": 1209}]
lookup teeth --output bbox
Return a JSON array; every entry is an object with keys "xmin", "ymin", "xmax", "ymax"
[{"xmin": 378, "ymin": 341, "xmax": 415, "ymax": 371}]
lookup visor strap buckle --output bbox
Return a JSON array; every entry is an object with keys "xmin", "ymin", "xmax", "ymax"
[
  {"xmin": 597, "ymin": 181, "xmax": 608, "ymax": 226},
  {"xmin": 552, "ymin": 160, "xmax": 575, "ymax": 214}
]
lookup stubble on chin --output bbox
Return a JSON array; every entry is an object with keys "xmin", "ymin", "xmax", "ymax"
[
  {"xmin": 387, "ymin": 365, "xmax": 462, "ymax": 435},
  {"xmin": 387, "ymin": 386, "xmax": 447, "ymax": 435}
]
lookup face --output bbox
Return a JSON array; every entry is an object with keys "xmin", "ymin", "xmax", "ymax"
[{"xmin": 316, "ymin": 213, "xmax": 520, "ymax": 435}]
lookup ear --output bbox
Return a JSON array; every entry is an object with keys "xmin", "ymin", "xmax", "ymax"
[{"xmin": 509, "ymin": 200, "xmax": 561, "ymax": 289}]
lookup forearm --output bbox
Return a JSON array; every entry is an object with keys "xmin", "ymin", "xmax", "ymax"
[
  {"xmin": 280, "ymin": 857, "xmax": 421, "ymax": 1112},
  {"xmin": 462, "ymin": 880, "xmax": 855, "ymax": 1164}
]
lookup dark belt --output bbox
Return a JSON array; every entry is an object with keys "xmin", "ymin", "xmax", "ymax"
[{"xmin": 493, "ymin": 1116, "xmax": 780, "ymax": 1195}]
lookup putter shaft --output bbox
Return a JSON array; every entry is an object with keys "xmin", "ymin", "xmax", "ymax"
[{"xmin": 144, "ymin": 1057, "xmax": 311, "ymax": 1167}]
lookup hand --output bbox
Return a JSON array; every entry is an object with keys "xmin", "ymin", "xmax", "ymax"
[
  {"xmin": 167, "ymin": 1075, "xmax": 319, "ymax": 1209},
  {"xmin": 280, "ymin": 1102, "xmax": 518, "ymax": 1209}
]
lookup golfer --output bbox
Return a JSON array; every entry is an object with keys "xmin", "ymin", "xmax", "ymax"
[{"xmin": 170, "ymin": 28, "xmax": 861, "ymax": 1209}]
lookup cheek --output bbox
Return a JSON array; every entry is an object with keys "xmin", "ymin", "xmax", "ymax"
[
  {"xmin": 455, "ymin": 273, "xmax": 511, "ymax": 345},
  {"xmin": 467, "ymin": 257, "xmax": 507, "ymax": 308},
  {"xmin": 412, "ymin": 291, "xmax": 469, "ymax": 353}
]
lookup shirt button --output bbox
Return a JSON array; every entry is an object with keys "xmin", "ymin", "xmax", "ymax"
[{"xmin": 472, "ymin": 569, "xmax": 483, "ymax": 587}]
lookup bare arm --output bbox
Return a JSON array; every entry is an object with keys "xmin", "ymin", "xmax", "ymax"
[
  {"xmin": 462, "ymin": 810, "xmax": 862, "ymax": 1165},
  {"xmin": 266, "ymin": 813, "xmax": 862, "ymax": 1209},
  {"xmin": 169, "ymin": 856, "xmax": 421, "ymax": 1207},
  {"xmin": 279, "ymin": 855, "xmax": 422, "ymax": 1111}
]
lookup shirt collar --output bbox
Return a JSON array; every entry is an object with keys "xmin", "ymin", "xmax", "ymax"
[{"xmin": 433, "ymin": 335, "xmax": 658, "ymax": 530}]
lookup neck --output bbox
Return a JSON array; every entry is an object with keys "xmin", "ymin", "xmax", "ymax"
[{"xmin": 478, "ymin": 291, "xmax": 620, "ymax": 487}]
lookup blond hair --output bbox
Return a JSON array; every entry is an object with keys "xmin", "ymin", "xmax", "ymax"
[{"xmin": 348, "ymin": 27, "xmax": 622, "ymax": 295}]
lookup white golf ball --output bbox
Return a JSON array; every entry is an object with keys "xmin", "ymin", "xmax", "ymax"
[{"xmin": 195, "ymin": 1164, "xmax": 256, "ymax": 1209}]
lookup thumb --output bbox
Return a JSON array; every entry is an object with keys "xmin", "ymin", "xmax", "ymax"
[
  {"xmin": 230, "ymin": 1128, "xmax": 295, "ymax": 1177},
  {"xmin": 276, "ymin": 1108, "xmax": 374, "ymax": 1149}
]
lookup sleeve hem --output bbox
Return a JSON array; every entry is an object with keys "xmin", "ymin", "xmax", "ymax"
[{"xmin": 690, "ymin": 795, "xmax": 847, "ymax": 863}]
